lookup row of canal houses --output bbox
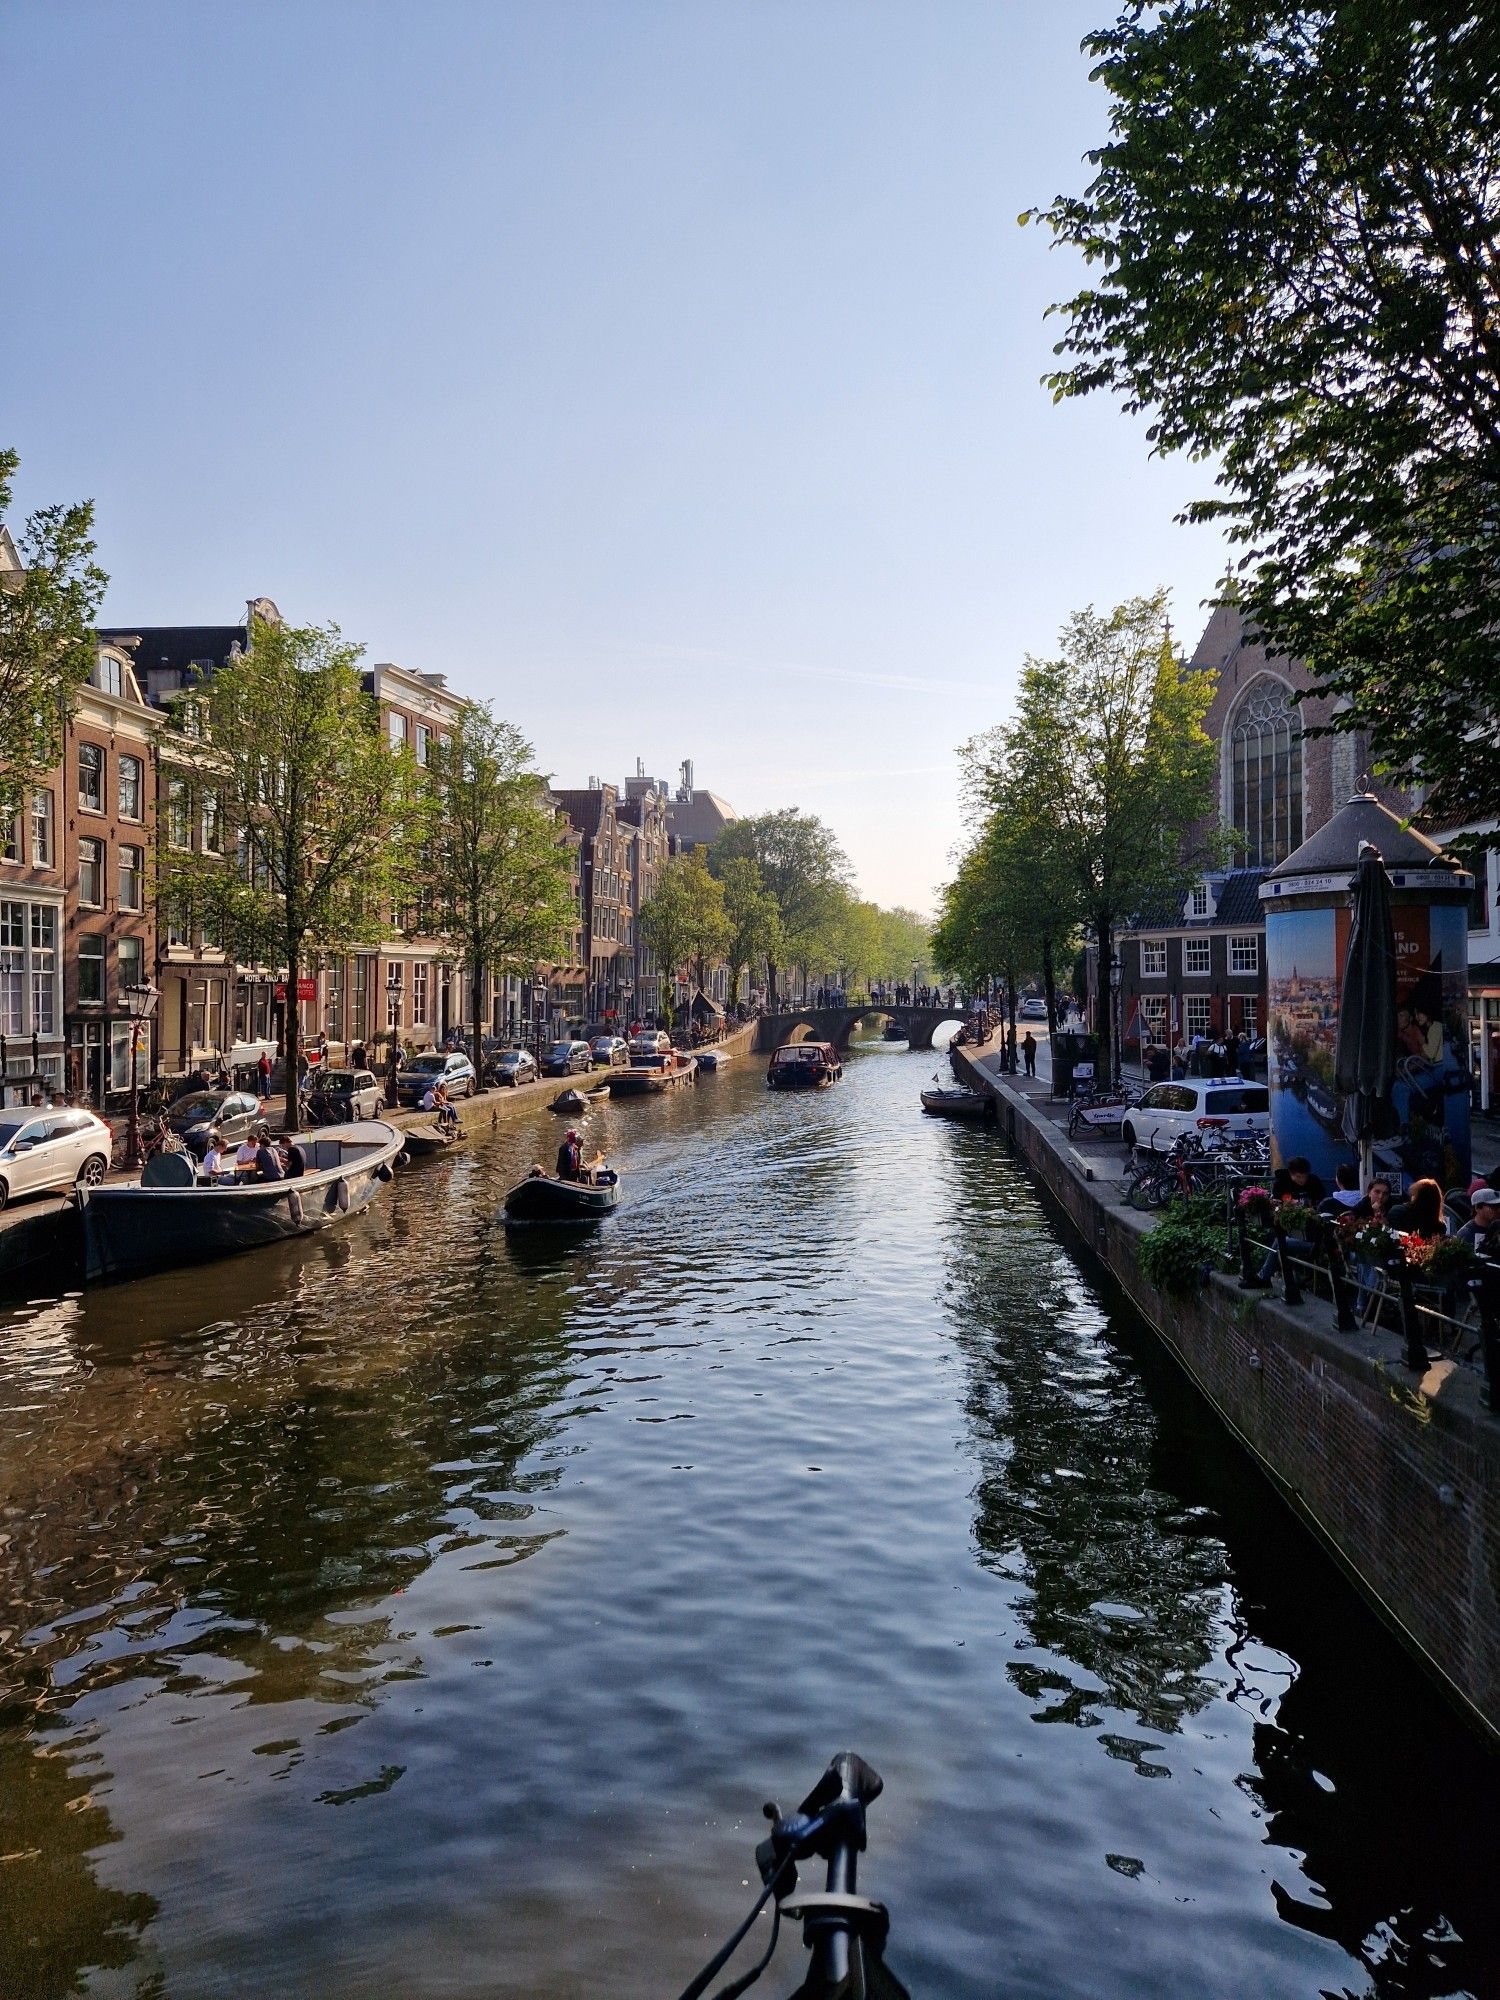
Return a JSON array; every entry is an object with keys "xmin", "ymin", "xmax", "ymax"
[{"xmin": 0, "ymin": 564, "xmax": 736, "ymax": 1110}]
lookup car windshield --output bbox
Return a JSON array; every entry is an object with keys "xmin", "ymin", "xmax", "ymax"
[
  {"xmin": 548, "ymin": 1044, "xmax": 574, "ymax": 1058},
  {"xmin": 497, "ymin": 1051, "xmax": 525, "ymax": 1064},
  {"xmin": 319, "ymin": 1070, "xmax": 356, "ymax": 1089},
  {"xmin": 173, "ymin": 1093, "xmax": 225, "ymax": 1120},
  {"xmin": 409, "ymin": 1055, "xmax": 447, "ymax": 1073}
]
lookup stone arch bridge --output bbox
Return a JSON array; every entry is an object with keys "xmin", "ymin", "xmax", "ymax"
[{"xmin": 753, "ymin": 1005, "xmax": 959, "ymax": 1054}]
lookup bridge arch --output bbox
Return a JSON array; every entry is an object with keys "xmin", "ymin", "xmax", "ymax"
[{"xmin": 755, "ymin": 1005, "xmax": 945, "ymax": 1053}]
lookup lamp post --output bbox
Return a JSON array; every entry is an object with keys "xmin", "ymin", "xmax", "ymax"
[
  {"xmin": 121, "ymin": 981, "xmax": 159, "ymax": 1169},
  {"xmin": 384, "ymin": 968, "xmax": 403, "ymax": 1105}
]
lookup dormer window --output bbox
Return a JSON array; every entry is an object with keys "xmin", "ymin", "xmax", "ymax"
[
  {"xmin": 1189, "ymin": 883, "xmax": 1210, "ymax": 919},
  {"xmin": 94, "ymin": 653, "xmax": 124, "ymax": 697}
]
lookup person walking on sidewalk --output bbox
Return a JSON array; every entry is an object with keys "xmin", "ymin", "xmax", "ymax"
[{"xmin": 1021, "ymin": 1032, "xmax": 1037, "ymax": 1078}]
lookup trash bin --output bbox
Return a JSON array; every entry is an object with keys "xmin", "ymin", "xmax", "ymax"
[{"xmin": 1051, "ymin": 1031, "xmax": 1099, "ymax": 1100}]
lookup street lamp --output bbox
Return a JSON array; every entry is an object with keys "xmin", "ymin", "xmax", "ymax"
[{"xmin": 121, "ymin": 981, "xmax": 159, "ymax": 1169}]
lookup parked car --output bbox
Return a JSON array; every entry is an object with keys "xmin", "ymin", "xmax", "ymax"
[
  {"xmin": 167, "ymin": 1089, "xmax": 262, "ymax": 1158},
  {"xmin": 542, "ymin": 1039, "xmax": 593, "ymax": 1078},
  {"xmin": 488, "ymin": 1047, "xmax": 539, "ymax": 1087},
  {"xmin": 396, "ymin": 1050, "xmax": 477, "ymax": 1107},
  {"xmin": 0, "ymin": 1107, "xmax": 112, "ymax": 1211},
  {"xmin": 1018, "ymin": 997, "xmax": 1048, "ymax": 1021},
  {"xmin": 589, "ymin": 1035, "xmax": 630, "ymax": 1069},
  {"xmin": 1121, "ymin": 1080, "xmax": 1270, "ymax": 1154},
  {"xmin": 306, "ymin": 1068, "xmax": 383, "ymax": 1122},
  {"xmin": 628, "ymin": 1030, "xmax": 672, "ymax": 1058}
]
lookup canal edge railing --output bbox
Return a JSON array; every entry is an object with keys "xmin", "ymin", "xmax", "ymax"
[{"xmin": 951, "ymin": 1043, "xmax": 1500, "ymax": 1750}]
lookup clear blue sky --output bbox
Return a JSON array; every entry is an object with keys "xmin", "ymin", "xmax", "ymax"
[{"xmin": 5, "ymin": 1, "xmax": 1229, "ymax": 911}]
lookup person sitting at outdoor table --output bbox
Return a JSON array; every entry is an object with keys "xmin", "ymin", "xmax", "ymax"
[
  {"xmin": 1390, "ymin": 1177, "xmax": 1448, "ymax": 1242},
  {"xmin": 1319, "ymin": 1163, "xmax": 1363, "ymax": 1215},
  {"xmin": 277, "ymin": 1134, "xmax": 307, "ymax": 1179},
  {"xmin": 1351, "ymin": 1175, "xmax": 1396, "ymax": 1318},
  {"xmin": 199, "ymin": 1126, "xmax": 231, "ymax": 1183},
  {"xmin": 1458, "ymin": 1187, "xmax": 1500, "ymax": 1258},
  {"xmin": 251, "ymin": 1126, "xmax": 284, "ymax": 1183},
  {"xmin": 233, "ymin": 1131, "xmax": 262, "ymax": 1179},
  {"xmin": 1251, "ymin": 1157, "xmax": 1326, "ymax": 1286}
]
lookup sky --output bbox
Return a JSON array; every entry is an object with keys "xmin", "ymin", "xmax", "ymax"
[{"xmin": 4, "ymin": 1, "xmax": 1231, "ymax": 912}]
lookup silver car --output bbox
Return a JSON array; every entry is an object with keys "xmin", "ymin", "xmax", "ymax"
[{"xmin": 0, "ymin": 1106, "xmax": 113, "ymax": 1210}]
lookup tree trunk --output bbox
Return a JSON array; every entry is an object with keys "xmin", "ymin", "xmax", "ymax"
[
  {"xmin": 1041, "ymin": 933, "xmax": 1057, "ymax": 1037},
  {"xmin": 767, "ymin": 959, "xmax": 779, "ymax": 1010},
  {"xmin": 1005, "ymin": 961, "xmax": 1019, "ymax": 1073},
  {"xmin": 471, "ymin": 961, "xmax": 486, "ymax": 1088},
  {"xmin": 283, "ymin": 938, "xmax": 301, "ymax": 1132},
  {"xmin": 1095, "ymin": 907, "xmax": 1114, "ymax": 1087}
]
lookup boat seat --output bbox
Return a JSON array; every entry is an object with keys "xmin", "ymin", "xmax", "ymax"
[{"xmin": 143, "ymin": 1150, "xmax": 196, "ymax": 1188}]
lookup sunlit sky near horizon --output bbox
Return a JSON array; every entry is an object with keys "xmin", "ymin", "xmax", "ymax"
[{"xmin": 5, "ymin": 2, "xmax": 1231, "ymax": 912}]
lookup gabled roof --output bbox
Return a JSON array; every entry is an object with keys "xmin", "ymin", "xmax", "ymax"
[
  {"xmin": 553, "ymin": 788, "xmax": 609, "ymax": 837},
  {"xmin": 1121, "ymin": 868, "xmax": 1270, "ymax": 934},
  {"xmin": 666, "ymin": 789, "xmax": 735, "ymax": 849}
]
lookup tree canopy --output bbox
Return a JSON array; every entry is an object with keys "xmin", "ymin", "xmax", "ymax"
[
  {"xmin": 1030, "ymin": 3, "xmax": 1500, "ymax": 821},
  {"xmin": 0, "ymin": 447, "xmax": 108, "ymax": 823},
  {"xmin": 712, "ymin": 808, "xmax": 851, "ymax": 1002},
  {"xmin": 160, "ymin": 616, "xmax": 426, "ymax": 1125},
  {"xmin": 426, "ymin": 703, "xmax": 577, "ymax": 1079},
  {"xmin": 638, "ymin": 851, "xmax": 730, "ymax": 1026}
]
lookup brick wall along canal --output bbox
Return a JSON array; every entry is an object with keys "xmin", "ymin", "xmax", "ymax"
[{"xmin": 1, "ymin": 1042, "xmax": 1495, "ymax": 2000}]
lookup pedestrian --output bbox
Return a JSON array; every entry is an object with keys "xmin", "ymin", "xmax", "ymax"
[
  {"xmin": 256, "ymin": 1049, "xmax": 273, "ymax": 1102},
  {"xmin": 1021, "ymin": 1031, "xmax": 1037, "ymax": 1078}
]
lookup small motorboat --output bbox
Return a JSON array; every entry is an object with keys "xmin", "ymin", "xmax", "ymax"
[
  {"xmin": 767, "ymin": 1042, "xmax": 842, "ymax": 1089},
  {"xmin": 502, "ymin": 1168, "xmax": 620, "ymax": 1225},
  {"xmin": 81, "ymin": 1120, "xmax": 405, "ymax": 1282},
  {"xmin": 607, "ymin": 1053, "xmax": 697, "ymax": 1096},
  {"xmin": 551, "ymin": 1084, "xmax": 610, "ymax": 1113},
  {"xmin": 694, "ymin": 1049, "xmax": 731, "ymax": 1072},
  {"xmin": 401, "ymin": 1122, "xmax": 466, "ymax": 1158},
  {"xmin": 921, "ymin": 1087, "xmax": 993, "ymax": 1122}
]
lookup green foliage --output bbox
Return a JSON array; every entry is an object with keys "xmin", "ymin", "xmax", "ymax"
[
  {"xmin": 1422, "ymin": 1236, "xmax": 1479, "ymax": 1286},
  {"xmin": 639, "ymin": 851, "xmax": 730, "ymax": 1027},
  {"xmin": 0, "ymin": 447, "xmax": 108, "ymax": 823},
  {"xmin": 716, "ymin": 856, "xmax": 782, "ymax": 1006},
  {"xmin": 427, "ymin": 703, "xmax": 577, "ymax": 1076},
  {"xmin": 712, "ymin": 809, "xmax": 851, "ymax": 1000},
  {"xmin": 158, "ymin": 615, "xmax": 426, "ymax": 1124},
  {"xmin": 1138, "ymin": 1193, "xmax": 1230, "ymax": 1294},
  {"xmin": 1030, "ymin": 4, "xmax": 1500, "ymax": 821}
]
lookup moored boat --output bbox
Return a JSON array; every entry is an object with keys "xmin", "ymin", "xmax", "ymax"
[
  {"xmin": 606, "ymin": 1053, "xmax": 697, "ymax": 1095},
  {"xmin": 401, "ymin": 1122, "xmax": 466, "ymax": 1158},
  {"xmin": 694, "ymin": 1049, "xmax": 731, "ymax": 1072},
  {"xmin": 921, "ymin": 1087, "xmax": 992, "ymax": 1122},
  {"xmin": 551, "ymin": 1084, "xmax": 611, "ymax": 1113},
  {"xmin": 767, "ymin": 1042, "xmax": 842, "ymax": 1090},
  {"xmin": 81, "ymin": 1119, "xmax": 405, "ymax": 1282},
  {"xmin": 502, "ymin": 1168, "xmax": 620, "ymax": 1224}
]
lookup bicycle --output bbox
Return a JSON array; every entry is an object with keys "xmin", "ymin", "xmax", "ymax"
[{"xmin": 675, "ymin": 1752, "xmax": 908, "ymax": 2000}]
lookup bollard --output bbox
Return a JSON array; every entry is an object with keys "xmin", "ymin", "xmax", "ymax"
[
  {"xmin": 1391, "ymin": 1254, "xmax": 1428, "ymax": 1373},
  {"xmin": 1325, "ymin": 1223, "xmax": 1358, "ymax": 1333}
]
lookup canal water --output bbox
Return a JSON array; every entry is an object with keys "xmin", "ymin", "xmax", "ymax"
[{"xmin": 0, "ymin": 1042, "xmax": 1495, "ymax": 2000}]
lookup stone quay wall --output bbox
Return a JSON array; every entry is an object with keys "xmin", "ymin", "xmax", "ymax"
[{"xmin": 953, "ymin": 1045, "xmax": 1500, "ymax": 1747}]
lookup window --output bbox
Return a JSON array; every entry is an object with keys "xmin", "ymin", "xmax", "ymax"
[
  {"xmin": 412, "ymin": 961, "xmax": 429, "ymax": 1025},
  {"xmin": 165, "ymin": 900, "xmax": 192, "ymax": 949},
  {"xmin": 119, "ymin": 754, "xmax": 143, "ymax": 821},
  {"xmin": 388, "ymin": 711, "xmax": 408, "ymax": 750},
  {"xmin": 78, "ymin": 742, "xmax": 104, "ymax": 812},
  {"xmin": 78, "ymin": 933, "xmax": 104, "ymax": 1003},
  {"xmin": 202, "ymin": 791, "xmax": 222, "ymax": 854},
  {"xmin": 1140, "ymin": 941, "xmax": 1167, "ymax": 977},
  {"xmin": 386, "ymin": 961, "xmax": 404, "ymax": 1028},
  {"xmin": 1188, "ymin": 883, "xmax": 1210, "ymax": 919},
  {"xmin": 30, "ymin": 789, "xmax": 52, "ymax": 867},
  {"xmin": 118, "ymin": 935, "xmax": 143, "ymax": 992},
  {"xmin": 415, "ymin": 723, "xmax": 432, "ymax": 766},
  {"xmin": 110, "ymin": 1019, "xmax": 149, "ymax": 1092},
  {"xmin": 1183, "ymin": 937, "xmax": 1212, "ymax": 975},
  {"xmin": 94, "ymin": 653, "xmax": 124, "ymax": 697},
  {"xmin": 328, "ymin": 960, "xmax": 345, "ymax": 1041},
  {"xmin": 1229, "ymin": 933, "xmax": 1260, "ymax": 975},
  {"xmin": 353, "ymin": 955, "xmax": 371, "ymax": 1040},
  {"xmin": 119, "ymin": 844, "xmax": 144, "ymax": 912},
  {"xmin": 1228, "ymin": 675, "xmax": 1303, "ymax": 868},
  {"xmin": 1238, "ymin": 997, "xmax": 1259, "ymax": 1037},
  {"xmin": 1139, "ymin": 995, "xmax": 1167, "ymax": 1042},
  {"xmin": 0, "ymin": 903, "xmax": 23, "ymax": 1034},
  {"xmin": 79, "ymin": 837, "xmax": 104, "ymax": 908},
  {"xmin": 29, "ymin": 906, "xmax": 56, "ymax": 1035},
  {"xmin": 168, "ymin": 779, "xmax": 192, "ymax": 849},
  {"xmin": 1184, "ymin": 995, "xmax": 1213, "ymax": 1039},
  {"xmin": 1, "ymin": 810, "xmax": 18, "ymax": 864}
]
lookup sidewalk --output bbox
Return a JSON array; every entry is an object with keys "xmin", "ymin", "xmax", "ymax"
[{"xmin": 962, "ymin": 1027, "xmax": 1131, "ymax": 1185}]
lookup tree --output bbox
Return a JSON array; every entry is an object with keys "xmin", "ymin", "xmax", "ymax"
[
  {"xmin": 159, "ymin": 616, "xmax": 426, "ymax": 1128},
  {"xmin": 427, "ymin": 704, "xmax": 578, "ymax": 1084},
  {"xmin": 638, "ymin": 852, "xmax": 729, "ymax": 1029},
  {"xmin": 717, "ymin": 856, "xmax": 782, "ymax": 1007},
  {"xmin": 0, "ymin": 448, "xmax": 108, "ymax": 824},
  {"xmin": 712, "ymin": 809, "xmax": 851, "ymax": 1006},
  {"xmin": 970, "ymin": 592, "xmax": 1219, "ymax": 1082},
  {"xmin": 1030, "ymin": 3, "xmax": 1500, "ymax": 821}
]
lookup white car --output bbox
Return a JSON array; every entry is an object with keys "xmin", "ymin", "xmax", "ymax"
[
  {"xmin": 1018, "ymin": 998, "xmax": 1048, "ymax": 1021},
  {"xmin": 1121, "ymin": 1080, "xmax": 1269, "ymax": 1154},
  {"xmin": 629, "ymin": 1031, "xmax": 672, "ymax": 1057},
  {"xmin": 0, "ymin": 1106, "xmax": 113, "ymax": 1210}
]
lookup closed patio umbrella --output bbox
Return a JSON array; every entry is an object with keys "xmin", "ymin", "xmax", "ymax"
[{"xmin": 1335, "ymin": 842, "xmax": 1400, "ymax": 1191}]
